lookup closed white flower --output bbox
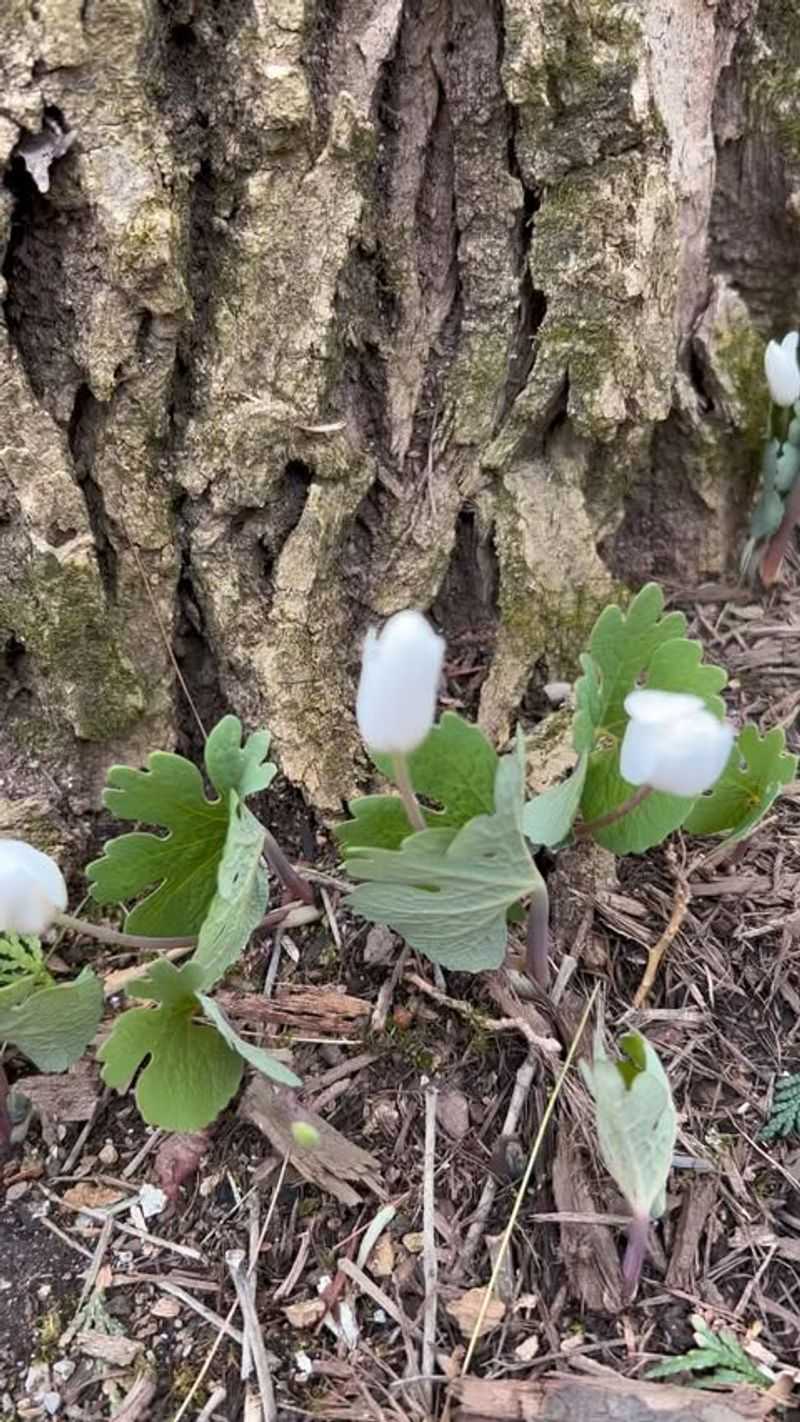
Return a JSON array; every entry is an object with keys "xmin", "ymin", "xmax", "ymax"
[
  {"xmin": 620, "ymin": 689, "xmax": 734, "ymax": 798},
  {"xmin": 764, "ymin": 331, "xmax": 800, "ymax": 407},
  {"xmin": 0, "ymin": 839, "xmax": 67, "ymax": 936},
  {"xmin": 356, "ymin": 610, "xmax": 445, "ymax": 754}
]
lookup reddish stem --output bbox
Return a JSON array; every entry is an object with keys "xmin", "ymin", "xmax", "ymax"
[
  {"xmin": 525, "ymin": 883, "xmax": 550, "ymax": 990},
  {"xmin": 621, "ymin": 1213, "xmax": 651, "ymax": 1302},
  {"xmin": 575, "ymin": 784, "xmax": 653, "ymax": 838}
]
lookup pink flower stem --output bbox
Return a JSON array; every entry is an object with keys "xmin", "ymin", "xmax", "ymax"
[
  {"xmin": 525, "ymin": 881, "xmax": 550, "ymax": 989},
  {"xmin": 575, "ymin": 784, "xmax": 653, "ymax": 838},
  {"xmin": 391, "ymin": 753, "xmax": 427, "ymax": 833}
]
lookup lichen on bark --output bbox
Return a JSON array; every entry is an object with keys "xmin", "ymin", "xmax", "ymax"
[{"xmin": 0, "ymin": 0, "xmax": 797, "ymax": 816}]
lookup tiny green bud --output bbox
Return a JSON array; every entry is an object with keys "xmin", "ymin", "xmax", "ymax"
[{"xmin": 290, "ymin": 1121, "xmax": 321, "ymax": 1150}]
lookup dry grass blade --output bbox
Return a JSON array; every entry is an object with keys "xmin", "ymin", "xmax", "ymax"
[
  {"xmin": 226, "ymin": 1248, "xmax": 277, "ymax": 1422},
  {"xmin": 459, "ymin": 983, "xmax": 599, "ymax": 1378},
  {"xmin": 421, "ymin": 1086, "xmax": 438, "ymax": 1413},
  {"xmin": 633, "ymin": 847, "xmax": 691, "ymax": 1008}
]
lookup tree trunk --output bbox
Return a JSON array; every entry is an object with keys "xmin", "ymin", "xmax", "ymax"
[{"xmin": 1, "ymin": 0, "xmax": 798, "ymax": 819}]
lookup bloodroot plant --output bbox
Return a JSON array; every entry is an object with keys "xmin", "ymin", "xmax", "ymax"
[
  {"xmin": 0, "ymin": 581, "xmax": 795, "ymax": 1244},
  {"xmin": 743, "ymin": 327, "xmax": 800, "ymax": 584}
]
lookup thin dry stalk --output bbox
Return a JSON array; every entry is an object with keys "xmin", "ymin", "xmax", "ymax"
[
  {"xmin": 421, "ymin": 1087, "xmax": 438, "ymax": 1413},
  {"xmin": 459, "ymin": 984, "xmax": 599, "ymax": 1378},
  {"xmin": 460, "ymin": 1052, "xmax": 537, "ymax": 1271},
  {"xmin": 171, "ymin": 1154, "xmax": 290, "ymax": 1422},
  {"xmin": 196, "ymin": 1387, "xmax": 227, "ymax": 1422},
  {"xmin": 226, "ymin": 1248, "xmax": 277, "ymax": 1422},
  {"xmin": 633, "ymin": 850, "xmax": 691, "ymax": 1008},
  {"xmin": 59, "ymin": 1216, "xmax": 114, "ymax": 1348}
]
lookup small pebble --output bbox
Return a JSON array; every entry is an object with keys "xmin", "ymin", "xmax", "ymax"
[{"xmin": 98, "ymin": 1141, "xmax": 118, "ymax": 1166}]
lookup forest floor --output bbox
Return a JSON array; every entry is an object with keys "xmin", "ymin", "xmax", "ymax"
[{"xmin": 2, "ymin": 571, "xmax": 800, "ymax": 1422}]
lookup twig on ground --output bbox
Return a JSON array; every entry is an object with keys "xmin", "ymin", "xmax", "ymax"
[
  {"xmin": 372, "ymin": 944, "xmax": 411, "ymax": 1031},
  {"xmin": 110, "ymin": 1373, "xmax": 157, "ymax": 1422},
  {"xmin": 337, "ymin": 1256, "xmax": 423, "ymax": 1340},
  {"xmin": 121, "ymin": 1128, "xmax": 164, "ymax": 1178},
  {"xmin": 60, "ymin": 1216, "xmax": 114, "ymax": 1348},
  {"xmin": 459, "ymin": 985, "xmax": 599, "ymax": 1378},
  {"xmin": 59, "ymin": 1089, "xmax": 111, "ymax": 1176},
  {"xmin": 422, "ymin": 1086, "xmax": 438, "ymax": 1414},
  {"xmin": 460, "ymin": 1051, "xmax": 538, "ymax": 1272},
  {"xmin": 196, "ymin": 1387, "xmax": 227, "ymax": 1422},
  {"xmin": 633, "ymin": 847, "xmax": 691, "ymax": 1008},
  {"xmin": 405, "ymin": 971, "xmax": 560, "ymax": 1056},
  {"xmin": 171, "ymin": 1154, "xmax": 290, "ymax": 1422},
  {"xmin": 226, "ymin": 1248, "xmax": 277, "ymax": 1422}
]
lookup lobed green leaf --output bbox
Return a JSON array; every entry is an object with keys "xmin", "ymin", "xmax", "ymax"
[
  {"xmin": 98, "ymin": 960, "xmax": 242, "ymax": 1130},
  {"xmin": 87, "ymin": 716, "xmax": 275, "ymax": 939},
  {"xmin": 346, "ymin": 733, "xmax": 542, "ymax": 971},
  {"xmin": 683, "ymin": 724, "xmax": 797, "ymax": 842},
  {"xmin": 0, "ymin": 969, "xmax": 103, "ymax": 1072}
]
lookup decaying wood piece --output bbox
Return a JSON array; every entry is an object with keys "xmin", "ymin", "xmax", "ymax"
[
  {"xmin": 453, "ymin": 1373, "xmax": 779, "ymax": 1422},
  {"xmin": 240, "ymin": 1078, "xmax": 384, "ymax": 1208},
  {"xmin": 218, "ymin": 985, "xmax": 370, "ymax": 1037},
  {"xmin": 665, "ymin": 1175, "xmax": 720, "ymax": 1292},
  {"xmin": 552, "ymin": 1130, "xmax": 622, "ymax": 1313}
]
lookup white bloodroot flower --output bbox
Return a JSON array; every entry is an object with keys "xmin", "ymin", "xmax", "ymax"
[
  {"xmin": 764, "ymin": 331, "xmax": 800, "ymax": 407},
  {"xmin": 620, "ymin": 689, "xmax": 734, "ymax": 798},
  {"xmin": 0, "ymin": 838, "xmax": 67, "ymax": 936},
  {"xmin": 356, "ymin": 609, "xmax": 445, "ymax": 755}
]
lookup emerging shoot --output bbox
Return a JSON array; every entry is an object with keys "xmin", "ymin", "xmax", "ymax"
[{"xmin": 581, "ymin": 1028, "xmax": 677, "ymax": 1301}]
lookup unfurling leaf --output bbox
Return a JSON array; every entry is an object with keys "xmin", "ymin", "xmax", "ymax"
[
  {"xmin": 683, "ymin": 724, "xmax": 797, "ymax": 844},
  {"xmin": 345, "ymin": 732, "xmax": 542, "ymax": 971},
  {"xmin": 98, "ymin": 960, "xmax": 242, "ymax": 1131},
  {"xmin": 580, "ymin": 1029, "xmax": 676, "ymax": 1221},
  {"xmin": 338, "ymin": 712, "xmax": 498, "ymax": 853},
  {"xmin": 87, "ymin": 716, "xmax": 274, "ymax": 937},
  {"xmin": 0, "ymin": 935, "xmax": 49, "ymax": 989},
  {"xmin": 0, "ymin": 969, "xmax": 103, "ymax": 1072}
]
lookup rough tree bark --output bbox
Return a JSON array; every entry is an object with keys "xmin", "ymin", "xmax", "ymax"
[{"xmin": 0, "ymin": 0, "xmax": 798, "ymax": 823}]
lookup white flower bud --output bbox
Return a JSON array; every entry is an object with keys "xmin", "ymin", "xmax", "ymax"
[
  {"xmin": 0, "ymin": 839, "xmax": 67, "ymax": 937},
  {"xmin": 764, "ymin": 331, "xmax": 800, "ymax": 407},
  {"xmin": 356, "ymin": 610, "xmax": 445, "ymax": 755},
  {"xmin": 620, "ymin": 689, "xmax": 734, "ymax": 798}
]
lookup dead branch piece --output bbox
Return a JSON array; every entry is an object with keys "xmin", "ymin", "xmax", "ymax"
[
  {"xmin": 406, "ymin": 971, "xmax": 560, "ymax": 1056},
  {"xmin": 109, "ymin": 1374, "xmax": 158, "ymax": 1422},
  {"xmin": 422, "ymin": 1087, "xmax": 438, "ymax": 1414},
  {"xmin": 633, "ymin": 856, "xmax": 691, "ymax": 1009},
  {"xmin": 372, "ymin": 943, "xmax": 411, "ymax": 1031},
  {"xmin": 226, "ymin": 1249, "xmax": 277, "ymax": 1422},
  {"xmin": 219, "ymin": 983, "xmax": 371, "ymax": 1036},
  {"xmin": 453, "ymin": 1374, "xmax": 781, "ymax": 1422},
  {"xmin": 197, "ymin": 1387, "xmax": 227, "ymax": 1422},
  {"xmin": 552, "ymin": 1131, "xmax": 622, "ymax": 1313},
  {"xmin": 241, "ymin": 1078, "xmax": 384, "ymax": 1206}
]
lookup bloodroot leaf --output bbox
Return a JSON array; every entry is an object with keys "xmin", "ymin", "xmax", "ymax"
[
  {"xmin": 0, "ymin": 969, "xmax": 103, "ymax": 1072},
  {"xmin": 87, "ymin": 715, "xmax": 274, "ymax": 938},
  {"xmin": 683, "ymin": 724, "xmax": 797, "ymax": 843},
  {"xmin": 345, "ymin": 733, "xmax": 542, "ymax": 971},
  {"xmin": 98, "ymin": 960, "xmax": 242, "ymax": 1131},
  {"xmin": 580, "ymin": 1029, "xmax": 676, "ymax": 1223}
]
